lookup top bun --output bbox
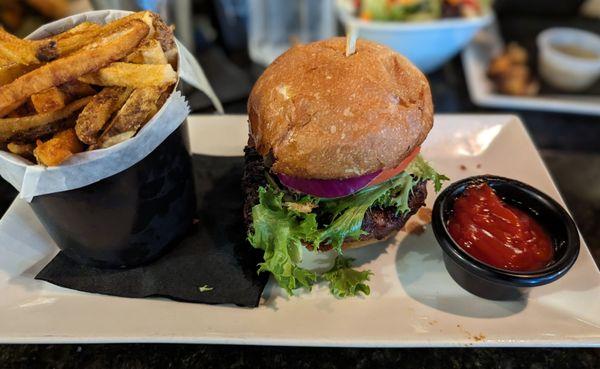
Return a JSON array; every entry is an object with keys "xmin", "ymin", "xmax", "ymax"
[{"xmin": 248, "ymin": 37, "xmax": 433, "ymax": 180}]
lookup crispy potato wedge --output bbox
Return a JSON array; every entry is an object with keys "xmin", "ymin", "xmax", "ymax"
[
  {"xmin": 31, "ymin": 87, "xmax": 68, "ymax": 114},
  {"xmin": 0, "ymin": 23, "xmax": 101, "ymax": 66},
  {"xmin": 52, "ymin": 12, "xmax": 155, "ymax": 58},
  {"xmin": 0, "ymin": 98, "xmax": 27, "ymax": 118},
  {"xmin": 0, "ymin": 56, "xmax": 12, "ymax": 66},
  {"xmin": 99, "ymin": 130, "xmax": 136, "ymax": 149},
  {"xmin": 0, "ymin": 63, "xmax": 35, "ymax": 85},
  {"xmin": 59, "ymin": 80, "xmax": 97, "ymax": 98},
  {"xmin": 125, "ymin": 39, "xmax": 167, "ymax": 64},
  {"xmin": 34, "ymin": 128, "xmax": 84, "ymax": 166},
  {"xmin": 0, "ymin": 96, "xmax": 91, "ymax": 143},
  {"xmin": 53, "ymin": 22, "xmax": 101, "ymax": 40},
  {"xmin": 96, "ymin": 86, "xmax": 162, "ymax": 147},
  {"xmin": 79, "ymin": 62, "xmax": 177, "ymax": 88},
  {"xmin": 0, "ymin": 27, "xmax": 56, "ymax": 65},
  {"xmin": 150, "ymin": 14, "xmax": 177, "ymax": 66},
  {"xmin": 0, "ymin": 20, "xmax": 148, "ymax": 113},
  {"xmin": 7, "ymin": 142, "xmax": 34, "ymax": 158},
  {"xmin": 75, "ymin": 86, "xmax": 132, "ymax": 145},
  {"xmin": 151, "ymin": 13, "xmax": 175, "ymax": 53}
]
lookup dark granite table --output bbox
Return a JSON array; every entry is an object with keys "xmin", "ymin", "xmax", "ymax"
[{"xmin": 1, "ymin": 12, "xmax": 599, "ymax": 369}]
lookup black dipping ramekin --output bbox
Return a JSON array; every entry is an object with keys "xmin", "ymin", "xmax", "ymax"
[
  {"xmin": 29, "ymin": 124, "xmax": 196, "ymax": 269},
  {"xmin": 432, "ymin": 175, "xmax": 580, "ymax": 300}
]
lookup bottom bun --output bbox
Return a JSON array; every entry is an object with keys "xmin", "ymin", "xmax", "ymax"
[{"xmin": 340, "ymin": 233, "xmax": 396, "ymax": 250}]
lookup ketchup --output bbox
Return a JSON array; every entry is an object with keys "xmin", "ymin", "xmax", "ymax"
[{"xmin": 447, "ymin": 182, "xmax": 554, "ymax": 272}]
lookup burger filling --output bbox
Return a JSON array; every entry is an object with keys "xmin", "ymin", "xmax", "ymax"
[{"xmin": 243, "ymin": 146, "xmax": 447, "ymax": 297}]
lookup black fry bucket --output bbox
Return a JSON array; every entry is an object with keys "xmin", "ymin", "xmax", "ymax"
[{"xmin": 29, "ymin": 124, "xmax": 196, "ymax": 269}]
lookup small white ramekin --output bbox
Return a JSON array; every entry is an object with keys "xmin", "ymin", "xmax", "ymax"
[{"xmin": 537, "ymin": 28, "xmax": 600, "ymax": 92}]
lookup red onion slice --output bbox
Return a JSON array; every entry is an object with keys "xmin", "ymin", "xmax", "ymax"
[{"xmin": 277, "ymin": 171, "xmax": 380, "ymax": 199}]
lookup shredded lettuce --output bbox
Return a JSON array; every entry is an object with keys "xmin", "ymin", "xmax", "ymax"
[
  {"xmin": 248, "ymin": 155, "xmax": 447, "ymax": 296},
  {"xmin": 322, "ymin": 256, "xmax": 373, "ymax": 298}
]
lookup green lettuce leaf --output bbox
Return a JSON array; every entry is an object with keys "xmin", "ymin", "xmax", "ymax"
[
  {"xmin": 248, "ymin": 187, "xmax": 319, "ymax": 295},
  {"xmin": 322, "ymin": 256, "xmax": 373, "ymax": 298},
  {"xmin": 248, "ymin": 155, "xmax": 448, "ymax": 296},
  {"xmin": 405, "ymin": 155, "xmax": 449, "ymax": 192},
  {"xmin": 316, "ymin": 174, "xmax": 412, "ymax": 252}
]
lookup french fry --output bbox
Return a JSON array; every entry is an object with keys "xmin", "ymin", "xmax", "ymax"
[
  {"xmin": 99, "ymin": 130, "xmax": 136, "ymax": 149},
  {"xmin": 0, "ymin": 99, "xmax": 27, "ymax": 118},
  {"xmin": 59, "ymin": 80, "xmax": 97, "ymax": 98},
  {"xmin": 75, "ymin": 86, "xmax": 132, "ymax": 145},
  {"xmin": 125, "ymin": 39, "xmax": 168, "ymax": 64},
  {"xmin": 31, "ymin": 87, "xmax": 68, "ymax": 114},
  {"xmin": 96, "ymin": 86, "xmax": 163, "ymax": 147},
  {"xmin": 53, "ymin": 22, "xmax": 101, "ymax": 40},
  {"xmin": 0, "ymin": 96, "xmax": 91, "ymax": 143},
  {"xmin": 151, "ymin": 13, "xmax": 175, "ymax": 53},
  {"xmin": 7, "ymin": 142, "xmax": 35, "ymax": 158},
  {"xmin": 78, "ymin": 62, "xmax": 177, "ymax": 88},
  {"xmin": 0, "ymin": 27, "xmax": 56, "ymax": 65},
  {"xmin": 155, "ymin": 87, "xmax": 171, "ymax": 110},
  {"xmin": 34, "ymin": 128, "xmax": 84, "ymax": 166},
  {"xmin": 0, "ymin": 56, "xmax": 11, "ymax": 66},
  {"xmin": 150, "ymin": 14, "xmax": 177, "ymax": 66},
  {"xmin": 0, "ymin": 63, "xmax": 35, "ymax": 85},
  {"xmin": 50, "ymin": 12, "xmax": 155, "ymax": 58},
  {"xmin": 0, "ymin": 23, "xmax": 101, "ymax": 66},
  {"xmin": 0, "ymin": 20, "xmax": 148, "ymax": 113}
]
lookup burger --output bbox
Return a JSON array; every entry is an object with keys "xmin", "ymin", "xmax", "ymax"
[{"xmin": 243, "ymin": 37, "xmax": 447, "ymax": 297}]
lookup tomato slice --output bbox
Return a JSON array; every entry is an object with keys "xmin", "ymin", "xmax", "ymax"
[{"xmin": 367, "ymin": 146, "xmax": 420, "ymax": 186}]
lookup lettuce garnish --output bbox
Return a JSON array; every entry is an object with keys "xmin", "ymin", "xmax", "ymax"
[
  {"xmin": 248, "ymin": 155, "xmax": 447, "ymax": 296},
  {"xmin": 323, "ymin": 256, "xmax": 373, "ymax": 298}
]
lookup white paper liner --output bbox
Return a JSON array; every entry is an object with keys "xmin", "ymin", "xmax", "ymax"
[{"xmin": 0, "ymin": 10, "xmax": 222, "ymax": 201}]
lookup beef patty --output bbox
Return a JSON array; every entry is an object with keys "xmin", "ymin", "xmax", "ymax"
[{"xmin": 242, "ymin": 146, "xmax": 427, "ymax": 249}]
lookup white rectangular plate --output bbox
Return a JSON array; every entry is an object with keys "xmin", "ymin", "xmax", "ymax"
[
  {"xmin": 0, "ymin": 114, "xmax": 599, "ymax": 347},
  {"xmin": 462, "ymin": 23, "xmax": 600, "ymax": 116}
]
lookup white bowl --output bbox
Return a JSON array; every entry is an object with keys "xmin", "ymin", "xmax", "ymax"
[
  {"xmin": 537, "ymin": 28, "xmax": 600, "ymax": 92},
  {"xmin": 336, "ymin": 2, "xmax": 493, "ymax": 73}
]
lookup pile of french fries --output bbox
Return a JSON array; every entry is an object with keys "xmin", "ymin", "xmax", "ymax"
[{"xmin": 0, "ymin": 11, "xmax": 178, "ymax": 166}]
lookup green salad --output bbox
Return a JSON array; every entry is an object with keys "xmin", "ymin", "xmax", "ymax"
[{"xmin": 355, "ymin": 0, "xmax": 491, "ymax": 22}]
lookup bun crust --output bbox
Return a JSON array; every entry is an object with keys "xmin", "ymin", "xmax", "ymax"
[{"xmin": 248, "ymin": 37, "xmax": 433, "ymax": 180}]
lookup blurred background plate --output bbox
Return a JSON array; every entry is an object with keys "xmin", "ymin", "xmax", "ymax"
[{"xmin": 462, "ymin": 22, "xmax": 600, "ymax": 116}]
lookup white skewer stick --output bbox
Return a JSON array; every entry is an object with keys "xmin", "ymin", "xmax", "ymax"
[{"xmin": 345, "ymin": 24, "xmax": 358, "ymax": 56}]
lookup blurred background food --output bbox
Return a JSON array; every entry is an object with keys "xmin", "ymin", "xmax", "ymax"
[
  {"xmin": 352, "ymin": 0, "xmax": 490, "ymax": 21},
  {"xmin": 3, "ymin": 1, "xmax": 600, "ymax": 102},
  {"xmin": 0, "ymin": 0, "xmax": 93, "ymax": 36},
  {"xmin": 487, "ymin": 42, "xmax": 539, "ymax": 96},
  {"xmin": 336, "ymin": 0, "xmax": 492, "ymax": 72}
]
